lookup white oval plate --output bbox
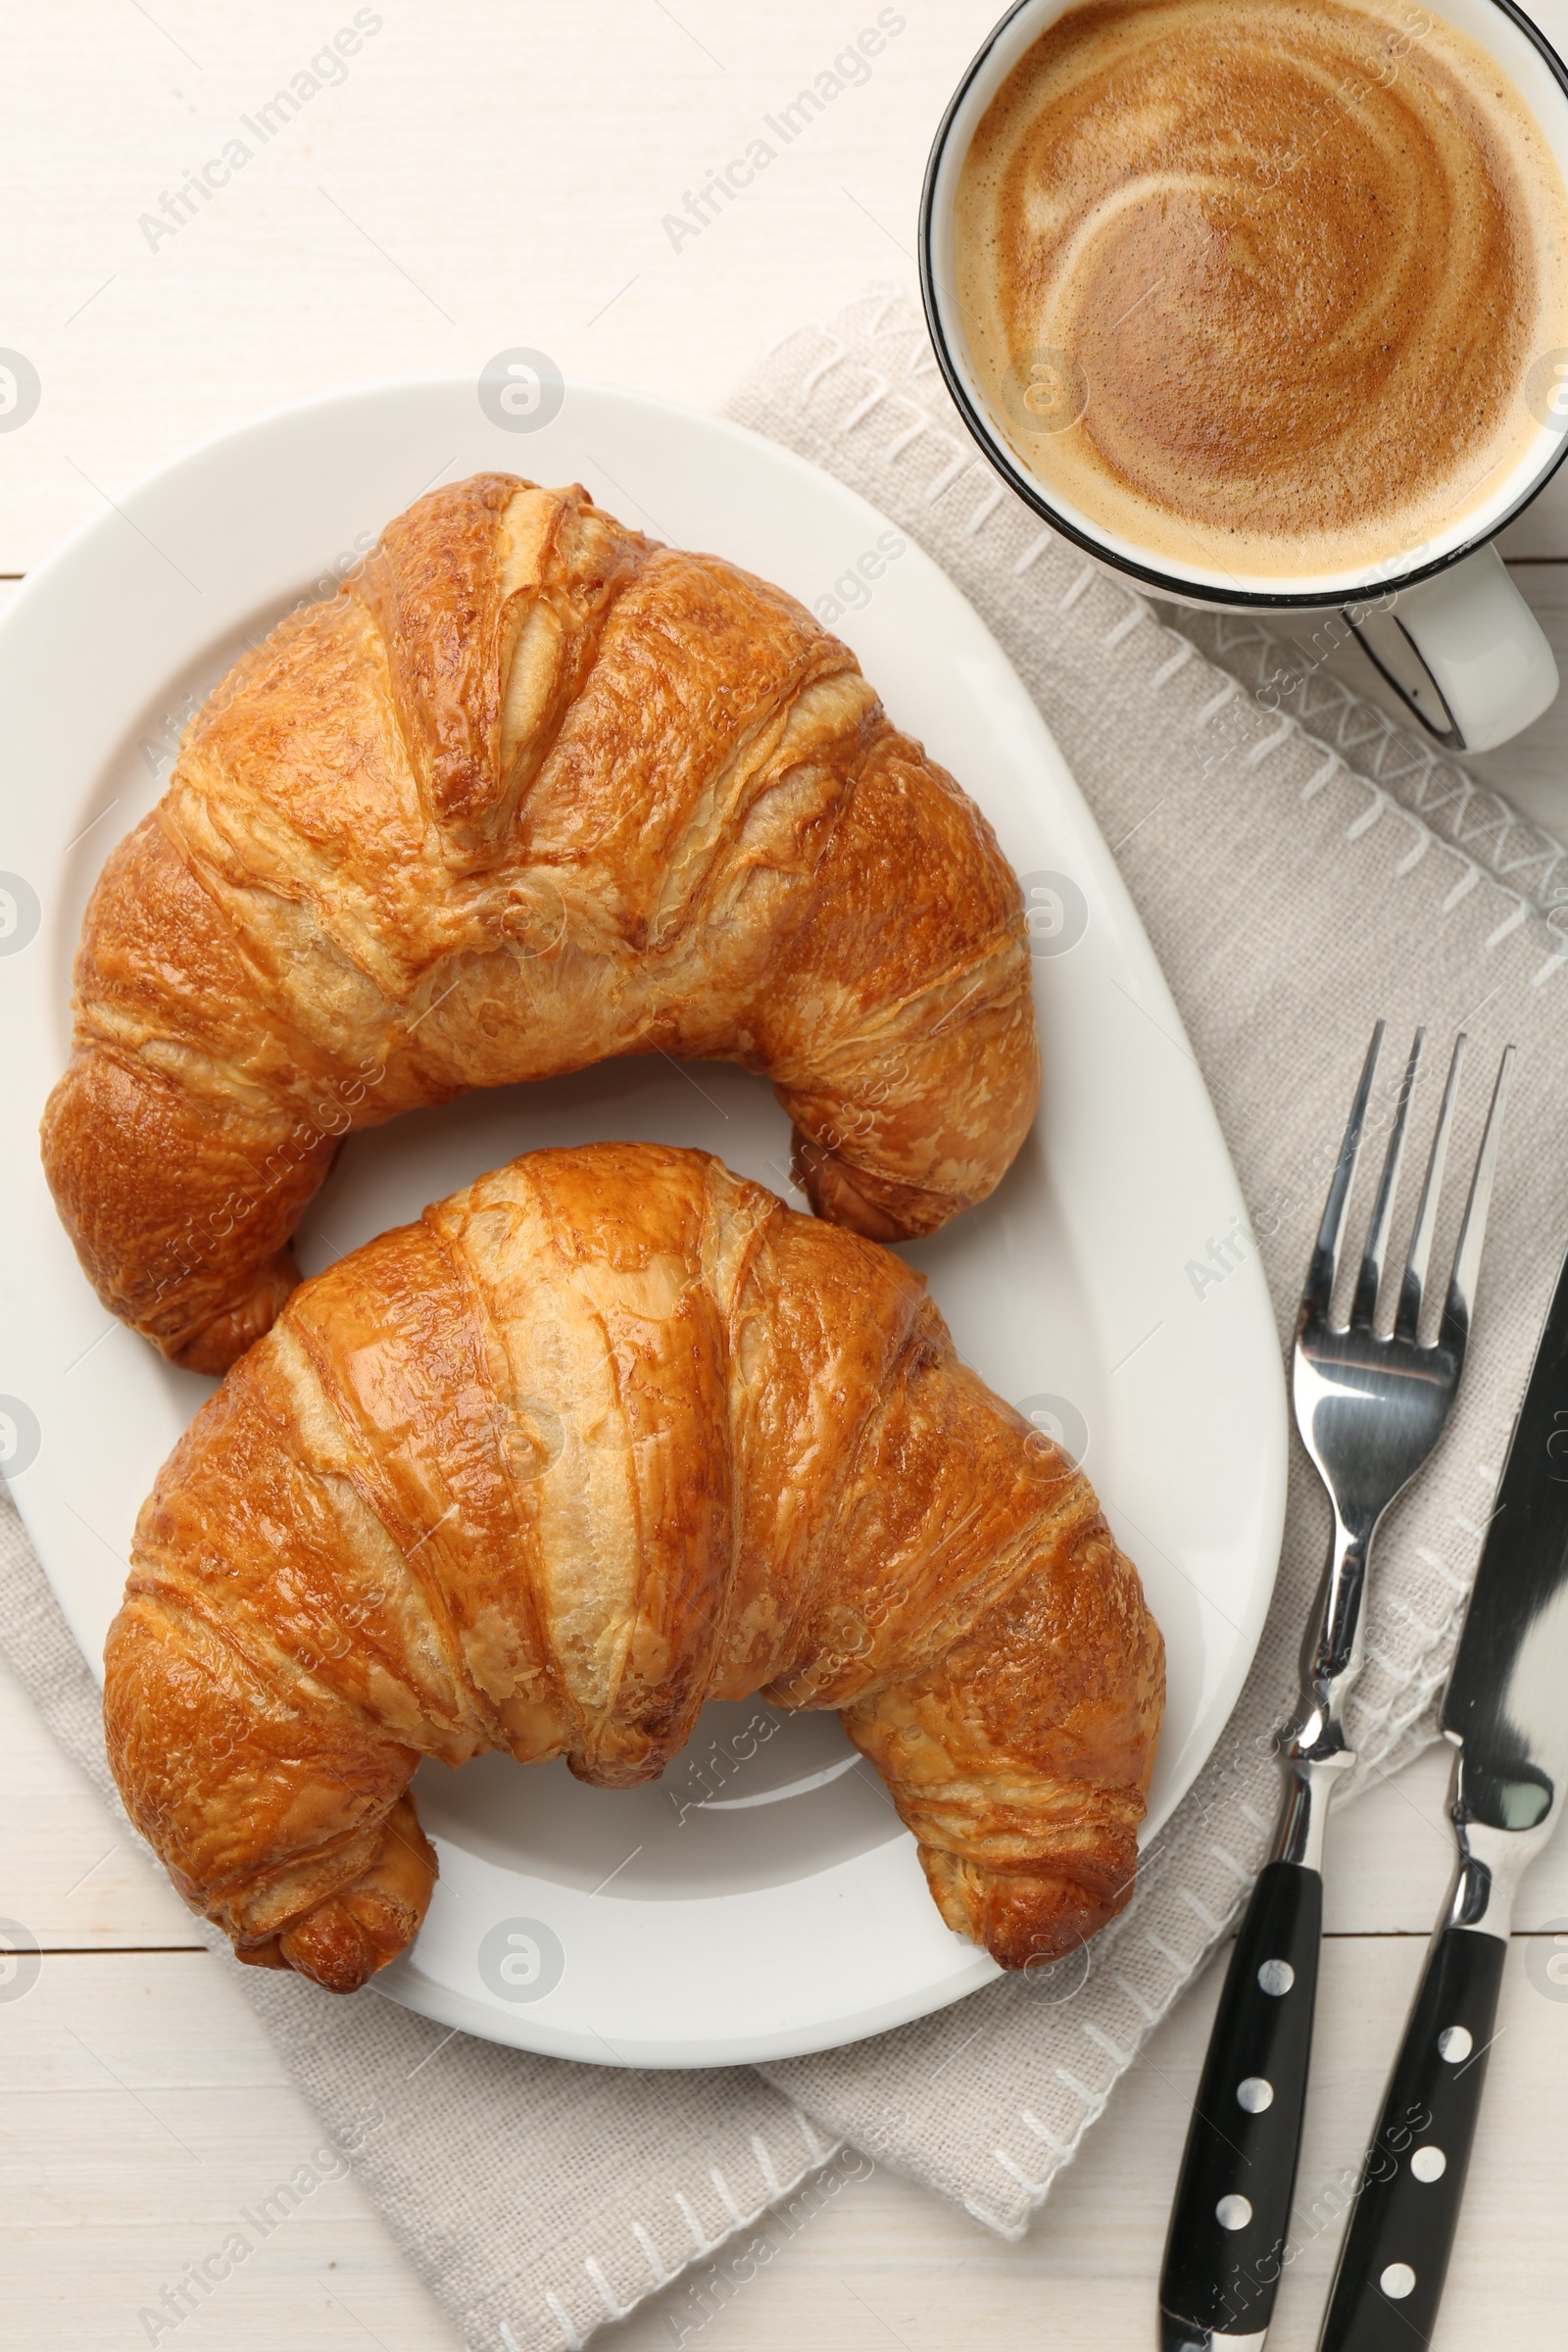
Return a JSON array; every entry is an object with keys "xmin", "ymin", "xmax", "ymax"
[{"xmin": 0, "ymin": 380, "xmax": 1285, "ymax": 2067}]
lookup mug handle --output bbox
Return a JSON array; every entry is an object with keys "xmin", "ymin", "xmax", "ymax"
[{"xmin": 1344, "ymin": 543, "xmax": 1557, "ymax": 754}]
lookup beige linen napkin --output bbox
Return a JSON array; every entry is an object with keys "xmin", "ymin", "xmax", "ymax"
[{"xmin": 6, "ymin": 285, "xmax": 1568, "ymax": 2351}]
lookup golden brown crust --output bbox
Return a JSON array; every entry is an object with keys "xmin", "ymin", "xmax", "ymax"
[
  {"xmin": 103, "ymin": 1142, "xmax": 1162, "ymax": 1990},
  {"xmin": 42, "ymin": 476, "xmax": 1039, "ymax": 1367}
]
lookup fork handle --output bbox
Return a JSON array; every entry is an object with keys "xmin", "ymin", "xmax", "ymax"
[{"xmin": 1158, "ymin": 1859, "xmax": 1324, "ymax": 2349}]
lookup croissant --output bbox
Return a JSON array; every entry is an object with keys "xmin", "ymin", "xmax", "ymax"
[
  {"xmin": 104, "ymin": 1142, "xmax": 1164, "ymax": 1993},
  {"xmin": 41, "ymin": 471, "xmax": 1039, "ymax": 1375}
]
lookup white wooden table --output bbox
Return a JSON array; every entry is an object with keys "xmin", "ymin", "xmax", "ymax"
[{"xmin": 6, "ymin": 7, "xmax": 1568, "ymax": 2345}]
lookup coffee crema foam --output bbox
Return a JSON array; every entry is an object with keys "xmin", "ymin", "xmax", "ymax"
[{"xmin": 955, "ymin": 0, "xmax": 1568, "ymax": 579}]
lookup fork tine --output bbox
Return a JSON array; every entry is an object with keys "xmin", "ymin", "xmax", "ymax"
[
  {"xmin": 1394, "ymin": 1033, "xmax": 1466, "ymax": 1341},
  {"xmin": 1350, "ymin": 1029, "xmax": 1423, "ymax": 1330},
  {"xmin": 1439, "ymin": 1044, "xmax": 1515, "ymax": 1353},
  {"xmin": 1302, "ymin": 1019, "xmax": 1384, "ymax": 1326}
]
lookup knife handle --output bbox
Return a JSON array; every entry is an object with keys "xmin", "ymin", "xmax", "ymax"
[
  {"xmin": 1159, "ymin": 1860, "xmax": 1322, "ymax": 2349},
  {"xmin": 1317, "ymin": 1926, "xmax": 1506, "ymax": 2351}
]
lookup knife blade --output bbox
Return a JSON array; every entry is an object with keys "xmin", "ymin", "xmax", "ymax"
[{"xmin": 1318, "ymin": 1238, "xmax": 1568, "ymax": 2351}]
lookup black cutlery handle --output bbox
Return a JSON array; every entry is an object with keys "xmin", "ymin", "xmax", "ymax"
[
  {"xmin": 1159, "ymin": 1860, "xmax": 1323, "ymax": 2349},
  {"xmin": 1317, "ymin": 1925, "xmax": 1506, "ymax": 2351}
]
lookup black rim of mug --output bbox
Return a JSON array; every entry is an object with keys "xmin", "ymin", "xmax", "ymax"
[{"xmin": 916, "ymin": 0, "xmax": 1568, "ymax": 612}]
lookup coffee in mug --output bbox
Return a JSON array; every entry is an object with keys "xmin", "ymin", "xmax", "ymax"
[{"xmin": 953, "ymin": 0, "xmax": 1568, "ymax": 582}]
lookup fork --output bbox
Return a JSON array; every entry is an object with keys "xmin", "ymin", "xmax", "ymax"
[{"xmin": 1158, "ymin": 1018, "xmax": 1513, "ymax": 2352}]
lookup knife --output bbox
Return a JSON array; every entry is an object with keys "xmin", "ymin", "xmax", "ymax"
[{"xmin": 1318, "ymin": 1239, "xmax": 1568, "ymax": 2350}]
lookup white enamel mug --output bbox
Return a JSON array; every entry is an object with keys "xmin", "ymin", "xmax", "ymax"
[{"xmin": 919, "ymin": 0, "xmax": 1568, "ymax": 752}]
